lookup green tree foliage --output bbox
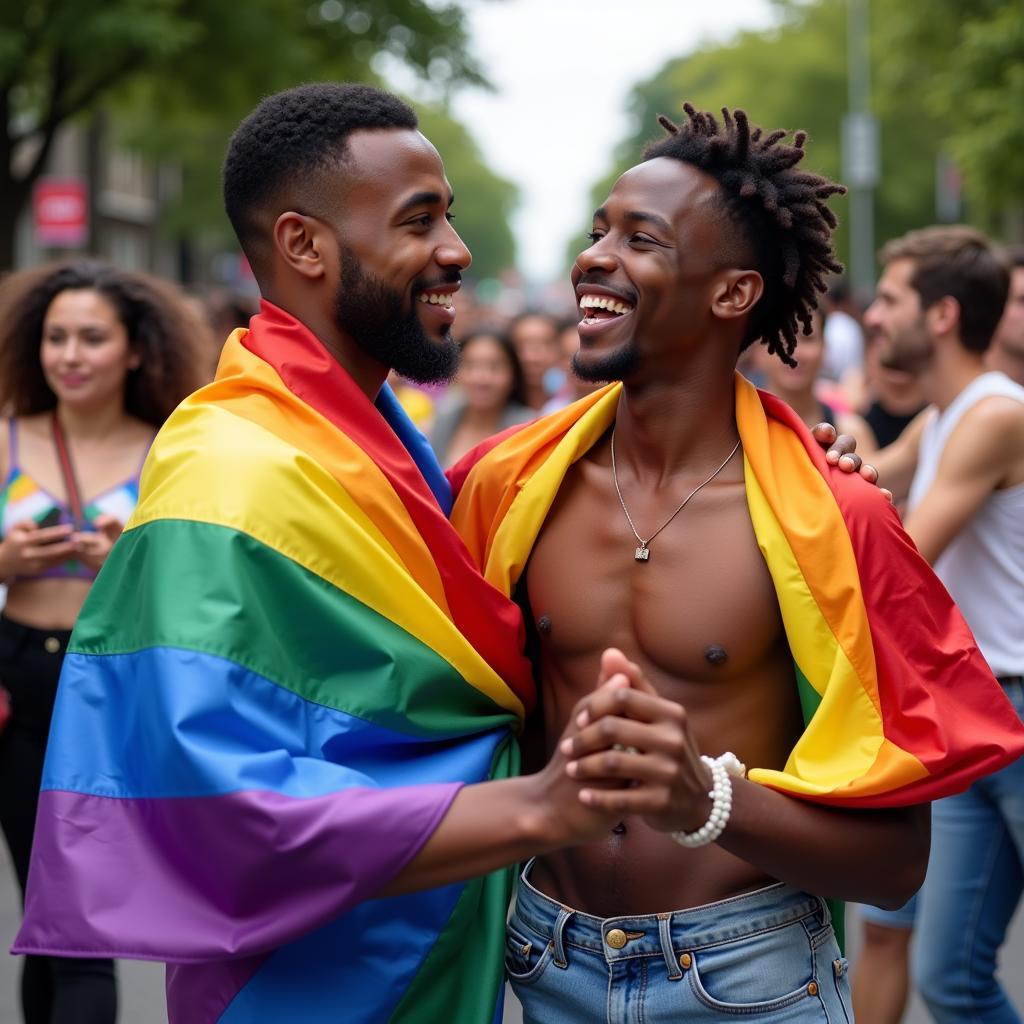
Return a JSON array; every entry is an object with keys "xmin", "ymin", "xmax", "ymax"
[
  {"xmin": 567, "ymin": 0, "xmax": 1006, "ymax": 276},
  {"xmin": 0, "ymin": 0, "xmax": 517, "ymax": 273},
  {"xmin": 877, "ymin": 0, "xmax": 1024, "ymax": 230}
]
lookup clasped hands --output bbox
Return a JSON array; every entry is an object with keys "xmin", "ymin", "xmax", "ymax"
[{"xmin": 537, "ymin": 648, "xmax": 721, "ymax": 847}]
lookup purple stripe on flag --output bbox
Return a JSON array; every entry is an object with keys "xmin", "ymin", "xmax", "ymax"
[{"xmin": 14, "ymin": 783, "xmax": 460, "ymax": 963}]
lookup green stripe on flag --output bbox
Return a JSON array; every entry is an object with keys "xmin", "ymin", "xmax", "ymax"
[{"xmin": 72, "ymin": 519, "xmax": 516, "ymax": 739}]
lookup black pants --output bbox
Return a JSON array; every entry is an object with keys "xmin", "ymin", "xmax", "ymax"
[{"xmin": 0, "ymin": 615, "xmax": 117, "ymax": 1024}]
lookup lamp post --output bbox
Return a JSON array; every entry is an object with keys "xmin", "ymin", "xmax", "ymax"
[{"xmin": 842, "ymin": 0, "xmax": 878, "ymax": 303}]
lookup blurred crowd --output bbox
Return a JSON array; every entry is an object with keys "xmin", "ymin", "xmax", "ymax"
[{"xmin": 0, "ymin": 236, "xmax": 1022, "ymax": 1022}]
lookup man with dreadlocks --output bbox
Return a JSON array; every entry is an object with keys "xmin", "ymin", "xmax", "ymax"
[{"xmin": 448, "ymin": 104, "xmax": 1024, "ymax": 1022}]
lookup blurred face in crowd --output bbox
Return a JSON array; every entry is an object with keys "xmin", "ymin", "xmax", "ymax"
[
  {"xmin": 510, "ymin": 315, "xmax": 559, "ymax": 395},
  {"xmin": 458, "ymin": 334, "xmax": 517, "ymax": 413},
  {"xmin": 863, "ymin": 258, "xmax": 935, "ymax": 374},
  {"xmin": 760, "ymin": 310, "xmax": 825, "ymax": 397},
  {"xmin": 992, "ymin": 266, "xmax": 1024, "ymax": 357},
  {"xmin": 40, "ymin": 289, "xmax": 139, "ymax": 409},
  {"xmin": 328, "ymin": 129, "xmax": 471, "ymax": 383}
]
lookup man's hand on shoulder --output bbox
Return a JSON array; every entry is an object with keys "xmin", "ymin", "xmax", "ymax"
[{"xmin": 812, "ymin": 422, "xmax": 892, "ymax": 503}]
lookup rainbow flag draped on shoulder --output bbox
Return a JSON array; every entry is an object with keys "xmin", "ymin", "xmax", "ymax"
[
  {"xmin": 450, "ymin": 375, "xmax": 1024, "ymax": 807},
  {"xmin": 15, "ymin": 302, "xmax": 533, "ymax": 1024}
]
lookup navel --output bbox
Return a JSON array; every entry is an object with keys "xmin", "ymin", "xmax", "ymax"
[
  {"xmin": 612, "ymin": 822, "xmax": 627, "ymax": 835},
  {"xmin": 537, "ymin": 615, "xmax": 552, "ymax": 636},
  {"xmin": 704, "ymin": 644, "xmax": 728, "ymax": 666}
]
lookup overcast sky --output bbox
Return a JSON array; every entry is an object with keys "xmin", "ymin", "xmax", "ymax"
[{"xmin": 395, "ymin": 0, "xmax": 777, "ymax": 285}]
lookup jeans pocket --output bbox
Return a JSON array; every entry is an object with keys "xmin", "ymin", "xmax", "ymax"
[
  {"xmin": 687, "ymin": 921, "xmax": 818, "ymax": 1015},
  {"xmin": 505, "ymin": 921, "xmax": 555, "ymax": 986}
]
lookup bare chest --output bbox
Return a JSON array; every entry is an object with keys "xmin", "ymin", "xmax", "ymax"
[{"xmin": 527, "ymin": 459, "xmax": 784, "ymax": 684}]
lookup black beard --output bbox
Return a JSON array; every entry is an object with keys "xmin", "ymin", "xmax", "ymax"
[
  {"xmin": 571, "ymin": 340, "xmax": 642, "ymax": 383},
  {"xmin": 334, "ymin": 248, "xmax": 459, "ymax": 385}
]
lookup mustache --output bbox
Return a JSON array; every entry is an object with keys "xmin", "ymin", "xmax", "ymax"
[
  {"xmin": 414, "ymin": 270, "xmax": 462, "ymax": 294},
  {"xmin": 573, "ymin": 272, "xmax": 638, "ymax": 306}
]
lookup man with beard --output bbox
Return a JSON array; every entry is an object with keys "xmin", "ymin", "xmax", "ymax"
[
  {"xmin": 447, "ymin": 112, "xmax": 1024, "ymax": 1023},
  {"xmin": 13, "ymin": 83, "xmax": 654, "ymax": 1024},
  {"xmin": 850, "ymin": 226, "xmax": 1024, "ymax": 1024},
  {"xmin": 988, "ymin": 244, "xmax": 1024, "ymax": 386}
]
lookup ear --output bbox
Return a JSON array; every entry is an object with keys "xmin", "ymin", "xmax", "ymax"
[
  {"xmin": 710, "ymin": 269, "xmax": 764, "ymax": 322},
  {"xmin": 273, "ymin": 212, "xmax": 331, "ymax": 282},
  {"xmin": 925, "ymin": 295, "xmax": 960, "ymax": 338}
]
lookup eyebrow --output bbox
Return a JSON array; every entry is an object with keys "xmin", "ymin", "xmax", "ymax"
[
  {"xmin": 396, "ymin": 190, "xmax": 455, "ymax": 216},
  {"xmin": 592, "ymin": 207, "xmax": 672, "ymax": 235}
]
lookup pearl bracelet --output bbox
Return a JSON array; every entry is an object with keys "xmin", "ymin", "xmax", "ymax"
[{"xmin": 671, "ymin": 752, "xmax": 747, "ymax": 849}]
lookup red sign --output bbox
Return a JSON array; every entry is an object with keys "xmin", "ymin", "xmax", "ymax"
[{"xmin": 33, "ymin": 178, "xmax": 88, "ymax": 248}]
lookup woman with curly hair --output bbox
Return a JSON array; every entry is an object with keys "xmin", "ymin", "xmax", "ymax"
[{"xmin": 0, "ymin": 260, "xmax": 208, "ymax": 1024}]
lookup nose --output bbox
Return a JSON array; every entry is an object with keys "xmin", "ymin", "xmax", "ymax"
[
  {"xmin": 572, "ymin": 237, "xmax": 617, "ymax": 281},
  {"xmin": 862, "ymin": 299, "xmax": 881, "ymax": 331},
  {"xmin": 62, "ymin": 337, "xmax": 83, "ymax": 362},
  {"xmin": 437, "ymin": 221, "xmax": 472, "ymax": 272}
]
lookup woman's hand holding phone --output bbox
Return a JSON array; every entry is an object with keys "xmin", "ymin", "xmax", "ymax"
[{"xmin": 0, "ymin": 520, "xmax": 77, "ymax": 579}]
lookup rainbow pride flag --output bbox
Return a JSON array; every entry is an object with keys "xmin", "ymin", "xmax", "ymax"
[
  {"xmin": 15, "ymin": 302, "xmax": 533, "ymax": 1024},
  {"xmin": 450, "ymin": 376, "xmax": 1024, "ymax": 808}
]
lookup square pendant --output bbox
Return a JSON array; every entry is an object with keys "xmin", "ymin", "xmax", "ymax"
[{"xmin": 634, "ymin": 545, "xmax": 650, "ymax": 562}]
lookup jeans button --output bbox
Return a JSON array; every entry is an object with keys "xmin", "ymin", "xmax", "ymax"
[{"xmin": 605, "ymin": 928, "xmax": 627, "ymax": 949}]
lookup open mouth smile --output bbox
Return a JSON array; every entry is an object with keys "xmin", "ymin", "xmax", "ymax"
[{"xmin": 578, "ymin": 292, "xmax": 635, "ymax": 329}]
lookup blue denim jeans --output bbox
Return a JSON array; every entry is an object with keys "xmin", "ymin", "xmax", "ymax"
[
  {"xmin": 507, "ymin": 860, "xmax": 853, "ymax": 1023},
  {"xmin": 912, "ymin": 678, "xmax": 1024, "ymax": 1023}
]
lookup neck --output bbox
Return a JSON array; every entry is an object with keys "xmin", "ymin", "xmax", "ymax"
[
  {"xmin": 614, "ymin": 360, "xmax": 740, "ymax": 485},
  {"xmin": 775, "ymin": 387, "xmax": 822, "ymax": 428},
  {"xmin": 986, "ymin": 344, "xmax": 1024, "ymax": 387},
  {"xmin": 460, "ymin": 405, "xmax": 503, "ymax": 430},
  {"xmin": 263, "ymin": 292, "xmax": 388, "ymax": 400},
  {"xmin": 920, "ymin": 346, "xmax": 988, "ymax": 412},
  {"xmin": 55, "ymin": 400, "xmax": 130, "ymax": 441}
]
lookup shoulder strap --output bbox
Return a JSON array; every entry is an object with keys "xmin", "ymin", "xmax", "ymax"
[{"xmin": 51, "ymin": 412, "xmax": 87, "ymax": 529}]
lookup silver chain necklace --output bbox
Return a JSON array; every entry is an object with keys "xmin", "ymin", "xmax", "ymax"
[{"xmin": 610, "ymin": 430, "xmax": 742, "ymax": 562}]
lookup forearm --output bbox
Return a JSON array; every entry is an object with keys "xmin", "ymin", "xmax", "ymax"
[
  {"xmin": 719, "ymin": 778, "xmax": 930, "ymax": 908},
  {"xmin": 380, "ymin": 775, "xmax": 561, "ymax": 897}
]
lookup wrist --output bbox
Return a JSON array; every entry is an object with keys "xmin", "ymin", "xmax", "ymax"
[
  {"xmin": 671, "ymin": 753, "xmax": 746, "ymax": 849},
  {"xmin": 515, "ymin": 772, "xmax": 572, "ymax": 852}
]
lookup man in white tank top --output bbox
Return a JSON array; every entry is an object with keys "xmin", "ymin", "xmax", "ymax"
[{"xmin": 852, "ymin": 225, "xmax": 1024, "ymax": 1024}]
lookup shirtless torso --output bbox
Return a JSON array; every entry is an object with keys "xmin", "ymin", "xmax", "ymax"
[{"xmin": 525, "ymin": 429, "xmax": 803, "ymax": 916}]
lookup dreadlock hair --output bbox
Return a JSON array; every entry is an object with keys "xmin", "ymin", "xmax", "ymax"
[
  {"xmin": 643, "ymin": 104, "xmax": 846, "ymax": 365},
  {"xmin": 223, "ymin": 83, "xmax": 418, "ymax": 284}
]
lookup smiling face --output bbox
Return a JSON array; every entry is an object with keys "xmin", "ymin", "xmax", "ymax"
[
  {"xmin": 326, "ymin": 128, "xmax": 471, "ymax": 382},
  {"xmin": 40, "ymin": 288, "xmax": 138, "ymax": 410},
  {"xmin": 570, "ymin": 158, "xmax": 753, "ymax": 383},
  {"xmin": 458, "ymin": 334, "xmax": 518, "ymax": 413},
  {"xmin": 759, "ymin": 308, "xmax": 825, "ymax": 397}
]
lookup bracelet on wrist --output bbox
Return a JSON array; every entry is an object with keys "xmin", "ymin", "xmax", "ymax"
[{"xmin": 670, "ymin": 752, "xmax": 746, "ymax": 849}]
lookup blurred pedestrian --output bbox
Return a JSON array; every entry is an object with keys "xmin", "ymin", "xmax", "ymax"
[
  {"xmin": 508, "ymin": 311, "xmax": 561, "ymax": 409},
  {"xmin": 988, "ymin": 244, "xmax": 1024, "ymax": 386},
  {"xmin": 756, "ymin": 306, "xmax": 877, "ymax": 454},
  {"xmin": 540, "ymin": 318, "xmax": 603, "ymax": 413},
  {"xmin": 821, "ymin": 275, "xmax": 865, "ymax": 388},
  {"xmin": 430, "ymin": 328, "xmax": 533, "ymax": 464},
  {"xmin": 856, "ymin": 226, "xmax": 1024, "ymax": 1024},
  {"xmin": 0, "ymin": 260, "xmax": 206, "ymax": 1024}
]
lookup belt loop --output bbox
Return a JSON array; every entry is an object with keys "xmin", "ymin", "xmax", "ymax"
[
  {"xmin": 552, "ymin": 906, "xmax": 574, "ymax": 969},
  {"xmin": 658, "ymin": 913, "xmax": 683, "ymax": 980}
]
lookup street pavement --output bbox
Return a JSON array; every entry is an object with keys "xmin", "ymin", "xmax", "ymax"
[{"xmin": 2, "ymin": 849, "xmax": 1022, "ymax": 1023}]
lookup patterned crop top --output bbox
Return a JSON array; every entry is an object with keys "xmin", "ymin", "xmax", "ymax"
[{"xmin": 0, "ymin": 419, "xmax": 147, "ymax": 581}]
